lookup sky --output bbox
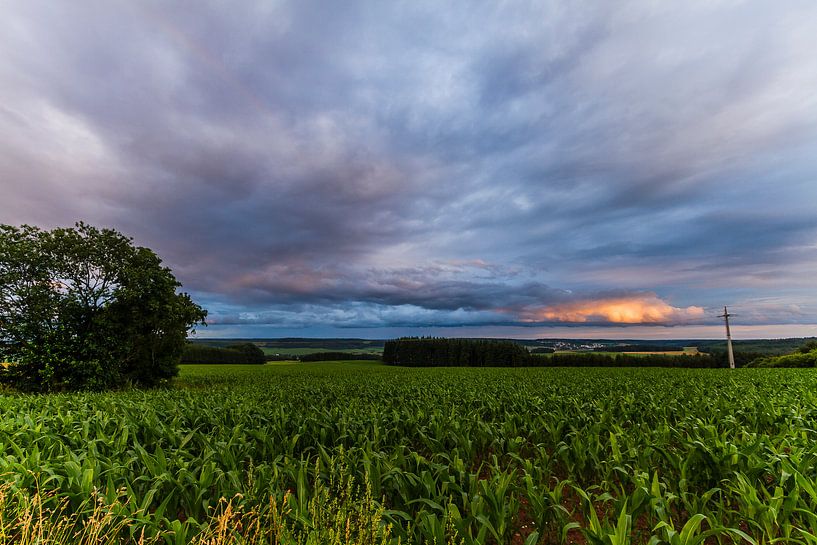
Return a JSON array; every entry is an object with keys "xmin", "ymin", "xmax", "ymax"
[{"xmin": 1, "ymin": 1, "xmax": 817, "ymax": 340}]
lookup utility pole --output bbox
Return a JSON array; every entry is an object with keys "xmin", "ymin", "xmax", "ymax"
[{"xmin": 719, "ymin": 306, "xmax": 735, "ymax": 369}]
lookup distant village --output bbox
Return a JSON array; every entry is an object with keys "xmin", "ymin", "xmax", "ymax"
[{"xmin": 535, "ymin": 340, "xmax": 610, "ymax": 351}]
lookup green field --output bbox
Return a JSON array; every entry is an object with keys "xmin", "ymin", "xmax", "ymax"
[{"xmin": 2, "ymin": 362, "xmax": 817, "ymax": 544}]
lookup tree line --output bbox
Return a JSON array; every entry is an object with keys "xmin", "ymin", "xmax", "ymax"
[
  {"xmin": 383, "ymin": 338, "xmax": 533, "ymax": 367},
  {"xmin": 544, "ymin": 352, "xmax": 719, "ymax": 368},
  {"xmin": 382, "ymin": 338, "xmax": 757, "ymax": 368}
]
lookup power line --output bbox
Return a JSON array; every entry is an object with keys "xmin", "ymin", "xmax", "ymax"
[{"xmin": 718, "ymin": 306, "xmax": 735, "ymax": 369}]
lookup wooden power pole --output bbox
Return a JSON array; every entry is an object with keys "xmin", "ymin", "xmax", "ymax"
[{"xmin": 719, "ymin": 306, "xmax": 735, "ymax": 369}]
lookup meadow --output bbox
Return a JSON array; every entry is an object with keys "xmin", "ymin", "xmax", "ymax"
[{"xmin": 1, "ymin": 362, "xmax": 817, "ymax": 544}]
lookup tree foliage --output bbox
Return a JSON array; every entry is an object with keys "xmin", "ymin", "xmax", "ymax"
[
  {"xmin": 749, "ymin": 341, "xmax": 817, "ymax": 368},
  {"xmin": 798, "ymin": 340, "xmax": 817, "ymax": 354},
  {"xmin": 0, "ymin": 223, "xmax": 206, "ymax": 391}
]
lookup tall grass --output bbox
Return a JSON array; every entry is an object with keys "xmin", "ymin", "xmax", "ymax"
[{"xmin": 0, "ymin": 461, "xmax": 393, "ymax": 545}]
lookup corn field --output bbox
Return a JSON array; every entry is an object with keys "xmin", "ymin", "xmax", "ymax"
[{"xmin": 2, "ymin": 362, "xmax": 817, "ymax": 544}]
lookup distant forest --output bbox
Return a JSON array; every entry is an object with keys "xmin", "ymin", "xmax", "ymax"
[
  {"xmin": 382, "ymin": 338, "xmax": 745, "ymax": 368},
  {"xmin": 383, "ymin": 338, "xmax": 532, "ymax": 367}
]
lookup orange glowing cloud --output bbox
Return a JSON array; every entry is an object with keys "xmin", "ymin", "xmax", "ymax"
[{"xmin": 521, "ymin": 294, "xmax": 705, "ymax": 324}]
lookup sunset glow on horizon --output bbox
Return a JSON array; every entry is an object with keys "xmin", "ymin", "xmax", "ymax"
[{"xmin": 522, "ymin": 295, "xmax": 706, "ymax": 325}]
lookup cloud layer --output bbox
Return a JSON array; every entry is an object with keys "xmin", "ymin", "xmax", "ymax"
[{"xmin": 1, "ymin": 1, "xmax": 817, "ymax": 336}]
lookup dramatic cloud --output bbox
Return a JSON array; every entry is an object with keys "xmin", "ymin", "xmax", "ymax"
[{"xmin": 1, "ymin": 1, "xmax": 817, "ymax": 337}]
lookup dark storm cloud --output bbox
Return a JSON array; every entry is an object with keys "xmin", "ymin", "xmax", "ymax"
[
  {"xmin": 2, "ymin": 1, "xmax": 817, "ymax": 332},
  {"xmin": 218, "ymin": 262, "xmax": 560, "ymax": 308}
]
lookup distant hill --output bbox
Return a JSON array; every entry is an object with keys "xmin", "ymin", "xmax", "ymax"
[
  {"xmin": 187, "ymin": 336, "xmax": 816, "ymax": 358},
  {"xmin": 188, "ymin": 338, "xmax": 385, "ymax": 357},
  {"xmin": 191, "ymin": 337, "xmax": 385, "ymax": 349}
]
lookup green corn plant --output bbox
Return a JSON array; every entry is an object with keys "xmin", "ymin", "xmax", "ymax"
[
  {"xmin": 522, "ymin": 474, "xmax": 572, "ymax": 541},
  {"xmin": 574, "ymin": 489, "xmax": 632, "ymax": 545}
]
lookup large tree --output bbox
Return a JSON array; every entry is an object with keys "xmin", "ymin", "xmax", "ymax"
[{"xmin": 0, "ymin": 223, "xmax": 206, "ymax": 391}]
